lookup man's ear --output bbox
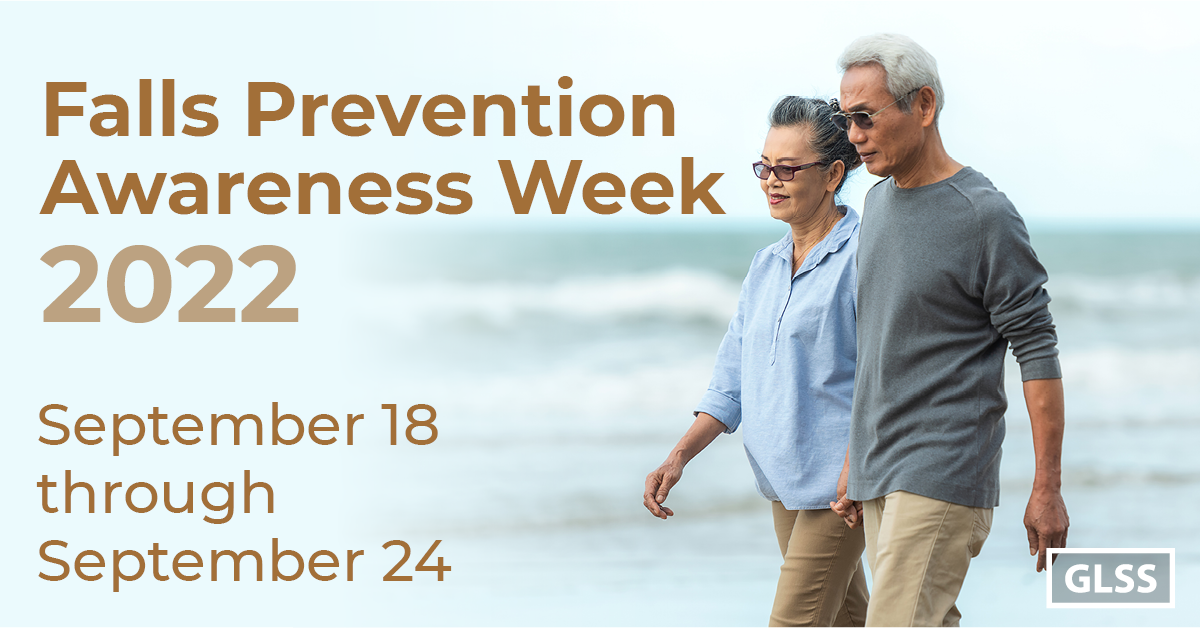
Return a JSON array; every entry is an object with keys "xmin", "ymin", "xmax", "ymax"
[{"xmin": 918, "ymin": 86, "xmax": 937, "ymax": 128}]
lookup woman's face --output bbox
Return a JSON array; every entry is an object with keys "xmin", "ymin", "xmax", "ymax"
[{"xmin": 759, "ymin": 125, "xmax": 836, "ymax": 225}]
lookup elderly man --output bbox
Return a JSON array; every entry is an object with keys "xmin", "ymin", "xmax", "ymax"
[{"xmin": 828, "ymin": 34, "xmax": 1069, "ymax": 626}]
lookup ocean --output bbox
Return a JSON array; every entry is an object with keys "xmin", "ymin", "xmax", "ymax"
[{"xmin": 341, "ymin": 227, "xmax": 1200, "ymax": 626}]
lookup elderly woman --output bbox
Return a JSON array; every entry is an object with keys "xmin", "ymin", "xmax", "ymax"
[{"xmin": 643, "ymin": 97, "xmax": 868, "ymax": 627}]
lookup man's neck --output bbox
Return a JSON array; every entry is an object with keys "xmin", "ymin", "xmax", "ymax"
[{"xmin": 891, "ymin": 131, "xmax": 963, "ymax": 189}]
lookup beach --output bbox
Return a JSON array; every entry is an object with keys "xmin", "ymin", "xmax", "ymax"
[{"xmin": 333, "ymin": 226, "xmax": 1200, "ymax": 625}]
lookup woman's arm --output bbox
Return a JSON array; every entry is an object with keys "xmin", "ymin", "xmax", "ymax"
[
  {"xmin": 645, "ymin": 256, "xmax": 753, "ymax": 519},
  {"xmin": 642, "ymin": 412, "xmax": 727, "ymax": 519}
]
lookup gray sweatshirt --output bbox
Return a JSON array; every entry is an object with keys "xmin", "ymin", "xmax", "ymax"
[{"xmin": 848, "ymin": 167, "xmax": 1060, "ymax": 509}]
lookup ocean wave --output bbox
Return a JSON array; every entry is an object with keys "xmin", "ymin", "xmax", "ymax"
[
  {"xmin": 1002, "ymin": 347, "xmax": 1200, "ymax": 423},
  {"xmin": 1048, "ymin": 272, "xmax": 1200, "ymax": 313},
  {"xmin": 1058, "ymin": 347, "xmax": 1200, "ymax": 393},
  {"xmin": 401, "ymin": 360, "xmax": 717, "ymax": 423},
  {"xmin": 357, "ymin": 270, "xmax": 1200, "ymax": 328},
  {"xmin": 361, "ymin": 269, "xmax": 742, "ymax": 328}
]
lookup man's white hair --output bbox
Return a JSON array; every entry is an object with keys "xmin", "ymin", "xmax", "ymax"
[{"xmin": 838, "ymin": 34, "xmax": 945, "ymax": 125}]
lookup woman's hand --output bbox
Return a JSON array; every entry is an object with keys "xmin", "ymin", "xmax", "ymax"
[
  {"xmin": 642, "ymin": 412, "xmax": 726, "ymax": 520},
  {"xmin": 643, "ymin": 458, "xmax": 684, "ymax": 519}
]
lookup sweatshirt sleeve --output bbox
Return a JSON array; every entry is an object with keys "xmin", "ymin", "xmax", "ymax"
[{"xmin": 976, "ymin": 195, "xmax": 1062, "ymax": 381}]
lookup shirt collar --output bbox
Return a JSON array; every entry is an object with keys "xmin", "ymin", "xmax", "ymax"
[{"xmin": 770, "ymin": 205, "xmax": 860, "ymax": 274}]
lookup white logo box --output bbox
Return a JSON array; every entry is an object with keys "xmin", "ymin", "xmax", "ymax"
[{"xmin": 1046, "ymin": 548, "xmax": 1175, "ymax": 609}]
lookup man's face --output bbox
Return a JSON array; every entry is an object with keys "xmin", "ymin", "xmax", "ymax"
[{"xmin": 838, "ymin": 64, "xmax": 925, "ymax": 179}]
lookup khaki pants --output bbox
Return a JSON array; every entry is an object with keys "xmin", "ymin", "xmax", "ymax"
[
  {"xmin": 770, "ymin": 502, "xmax": 870, "ymax": 627},
  {"xmin": 861, "ymin": 491, "xmax": 992, "ymax": 627}
]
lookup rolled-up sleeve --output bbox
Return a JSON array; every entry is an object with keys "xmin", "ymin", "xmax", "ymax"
[
  {"xmin": 695, "ymin": 280, "xmax": 747, "ymax": 433},
  {"xmin": 978, "ymin": 200, "xmax": 1062, "ymax": 381}
]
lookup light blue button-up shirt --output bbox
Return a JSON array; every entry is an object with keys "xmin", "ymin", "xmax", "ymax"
[{"xmin": 696, "ymin": 206, "xmax": 859, "ymax": 510}]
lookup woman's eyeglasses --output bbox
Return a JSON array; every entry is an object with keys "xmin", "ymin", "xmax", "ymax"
[
  {"xmin": 829, "ymin": 89, "xmax": 919, "ymax": 132},
  {"xmin": 753, "ymin": 161, "xmax": 827, "ymax": 181}
]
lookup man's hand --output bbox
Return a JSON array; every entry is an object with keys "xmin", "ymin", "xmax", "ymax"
[
  {"xmin": 643, "ymin": 459, "xmax": 683, "ymax": 519},
  {"xmin": 1022, "ymin": 378, "xmax": 1067, "ymax": 572},
  {"xmin": 829, "ymin": 448, "xmax": 862, "ymax": 528},
  {"xmin": 1024, "ymin": 485, "xmax": 1069, "ymax": 572}
]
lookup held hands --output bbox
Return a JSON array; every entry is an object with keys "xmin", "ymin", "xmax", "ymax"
[
  {"xmin": 643, "ymin": 458, "xmax": 684, "ymax": 519},
  {"xmin": 829, "ymin": 453, "xmax": 862, "ymax": 528},
  {"xmin": 1024, "ymin": 485, "xmax": 1069, "ymax": 572}
]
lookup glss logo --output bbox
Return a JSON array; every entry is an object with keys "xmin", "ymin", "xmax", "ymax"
[{"xmin": 1047, "ymin": 549, "xmax": 1175, "ymax": 608}]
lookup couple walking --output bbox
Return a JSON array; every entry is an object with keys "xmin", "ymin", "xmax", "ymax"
[{"xmin": 643, "ymin": 33, "xmax": 1069, "ymax": 627}]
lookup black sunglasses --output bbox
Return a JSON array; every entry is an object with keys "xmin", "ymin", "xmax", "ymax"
[{"xmin": 829, "ymin": 89, "xmax": 920, "ymax": 132}]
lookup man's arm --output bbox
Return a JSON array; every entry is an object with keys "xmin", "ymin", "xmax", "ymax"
[
  {"xmin": 972, "ymin": 198, "xmax": 1065, "ymax": 571},
  {"xmin": 1022, "ymin": 377, "xmax": 1069, "ymax": 572}
]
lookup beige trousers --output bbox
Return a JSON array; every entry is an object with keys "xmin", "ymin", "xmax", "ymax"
[
  {"xmin": 770, "ymin": 502, "xmax": 870, "ymax": 627},
  {"xmin": 861, "ymin": 491, "xmax": 992, "ymax": 627}
]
